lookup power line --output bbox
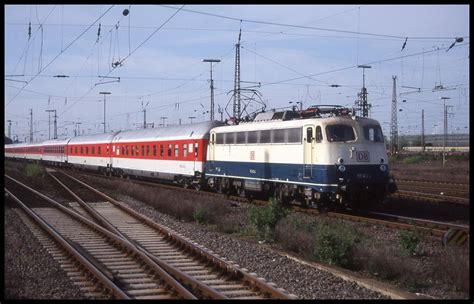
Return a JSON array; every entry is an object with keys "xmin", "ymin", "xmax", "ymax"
[
  {"xmin": 260, "ymin": 42, "xmax": 469, "ymax": 88},
  {"xmin": 6, "ymin": 5, "xmax": 115, "ymax": 107},
  {"xmin": 159, "ymin": 5, "xmax": 467, "ymax": 40}
]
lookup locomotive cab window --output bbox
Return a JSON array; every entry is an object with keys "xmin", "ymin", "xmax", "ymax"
[
  {"xmin": 316, "ymin": 126, "xmax": 323, "ymax": 143},
  {"xmin": 326, "ymin": 125, "xmax": 355, "ymax": 142},
  {"xmin": 363, "ymin": 125, "xmax": 384, "ymax": 142},
  {"xmin": 306, "ymin": 128, "xmax": 313, "ymax": 143}
]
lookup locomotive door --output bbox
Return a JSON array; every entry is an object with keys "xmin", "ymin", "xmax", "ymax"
[
  {"xmin": 209, "ymin": 132, "xmax": 216, "ymax": 161},
  {"xmin": 303, "ymin": 125, "xmax": 315, "ymax": 178}
]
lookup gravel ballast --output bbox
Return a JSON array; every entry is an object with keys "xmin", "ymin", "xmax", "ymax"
[
  {"xmin": 4, "ymin": 206, "xmax": 86, "ymax": 300},
  {"xmin": 116, "ymin": 194, "xmax": 389, "ymax": 299}
]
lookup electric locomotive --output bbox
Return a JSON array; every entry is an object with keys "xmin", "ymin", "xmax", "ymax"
[{"xmin": 205, "ymin": 105, "xmax": 397, "ymax": 209}]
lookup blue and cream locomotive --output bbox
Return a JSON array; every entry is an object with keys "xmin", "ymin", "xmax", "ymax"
[{"xmin": 205, "ymin": 106, "xmax": 397, "ymax": 209}]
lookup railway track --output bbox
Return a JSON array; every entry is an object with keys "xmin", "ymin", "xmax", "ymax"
[
  {"xmin": 393, "ymin": 179, "xmax": 469, "ymax": 206},
  {"xmin": 5, "ymin": 171, "xmax": 296, "ymax": 300},
  {"xmin": 63, "ymin": 169, "xmax": 469, "ymax": 245}
]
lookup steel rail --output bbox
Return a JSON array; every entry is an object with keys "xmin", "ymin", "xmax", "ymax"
[
  {"xmin": 47, "ymin": 170, "xmax": 229, "ymax": 300},
  {"xmin": 57, "ymin": 169, "xmax": 296, "ymax": 299},
  {"xmin": 5, "ymin": 174, "xmax": 197, "ymax": 300},
  {"xmin": 4, "ymin": 187, "xmax": 130, "ymax": 299}
]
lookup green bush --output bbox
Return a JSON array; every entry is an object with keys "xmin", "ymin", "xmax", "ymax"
[
  {"xmin": 193, "ymin": 208, "xmax": 209, "ymax": 224},
  {"xmin": 247, "ymin": 197, "xmax": 289, "ymax": 241},
  {"xmin": 24, "ymin": 163, "xmax": 45, "ymax": 177},
  {"xmin": 313, "ymin": 219, "xmax": 361, "ymax": 267},
  {"xmin": 399, "ymin": 230, "xmax": 420, "ymax": 256}
]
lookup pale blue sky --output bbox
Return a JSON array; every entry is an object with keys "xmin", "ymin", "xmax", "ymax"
[{"xmin": 4, "ymin": 4, "xmax": 470, "ymax": 142}]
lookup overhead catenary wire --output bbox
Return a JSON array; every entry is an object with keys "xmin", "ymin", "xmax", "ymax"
[
  {"xmin": 6, "ymin": 5, "xmax": 115, "ymax": 107},
  {"xmin": 159, "ymin": 4, "xmax": 467, "ymax": 40}
]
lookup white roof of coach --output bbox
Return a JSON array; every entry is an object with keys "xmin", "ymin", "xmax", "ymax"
[
  {"xmin": 5, "ymin": 142, "xmax": 44, "ymax": 149},
  {"xmin": 112, "ymin": 121, "xmax": 224, "ymax": 143},
  {"xmin": 42, "ymin": 138, "xmax": 71, "ymax": 146},
  {"xmin": 68, "ymin": 131, "xmax": 120, "ymax": 145}
]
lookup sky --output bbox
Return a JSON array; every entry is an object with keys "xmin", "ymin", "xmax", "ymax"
[{"xmin": 4, "ymin": 4, "xmax": 470, "ymax": 142}]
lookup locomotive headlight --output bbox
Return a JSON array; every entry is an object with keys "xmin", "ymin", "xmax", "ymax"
[
  {"xmin": 380, "ymin": 164, "xmax": 387, "ymax": 172},
  {"xmin": 338, "ymin": 165, "xmax": 346, "ymax": 172},
  {"xmin": 337, "ymin": 158, "xmax": 344, "ymax": 164}
]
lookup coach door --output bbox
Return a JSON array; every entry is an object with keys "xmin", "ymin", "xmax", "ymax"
[{"xmin": 303, "ymin": 125, "xmax": 315, "ymax": 178}]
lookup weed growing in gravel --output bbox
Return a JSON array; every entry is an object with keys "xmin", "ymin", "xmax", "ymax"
[
  {"xmin": 431, "ymin": 246, "xmax": 469, "ymax": 293},
  {"xmin": 247, "ymin": 197, "xmax": 289, "ymax": 241},
  {"xmin": 193, "ymin": 208, "xmax": 209, "ymax": 224},
  {"xmin": 399, "ymin": 230, "xmax": 420, "ymax": 256},
  {"xmin": 24, "ymin": 163, "xmax": 45, "ymax": 178},
  {"xmin": 313, "ymin": 219, "xmax": 361, "ymax": 267}
]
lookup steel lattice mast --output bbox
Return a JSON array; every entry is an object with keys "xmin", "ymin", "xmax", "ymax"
[
  {"xmin": 233, "ymin": 29, "xmax": 241, "ymax": 122},
  {"xmin": 390, "ymin": 75, "xmax": 398, "ymax": 154}
]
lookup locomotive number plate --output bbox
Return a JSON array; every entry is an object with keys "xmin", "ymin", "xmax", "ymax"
[{"xmin": 356, "ymin": 151, "xmax": 370, "ymax": 162}]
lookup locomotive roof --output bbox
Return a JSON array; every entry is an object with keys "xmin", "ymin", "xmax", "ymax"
[
  {"xmin": 112, "ymin": 121, "xmax": 224, "ymax": 143},
  {"xmin": 212, "ymin": 116, "xmax": 381, "ymax": 133}
]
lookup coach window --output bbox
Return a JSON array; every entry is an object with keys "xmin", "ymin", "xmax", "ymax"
[
  {"xmin": 92, "ymin": 146, "xmax": 95, "ymax": 154},
  {"xmin": 174, "ymin": 144, "xmax": 179, "ymax": 157},
  {"xmin": 287, "ymin": 128, "xmax": 302, "ymax": 143},
  {"xmin": 168, "ymin": 144, "xmax": 172, "ymax": 157},
  {"xmin": 260, "ymin": 130, "xmax": 271, "ymax": 144},
  {"xmin": 316, "ymin": 126, "xmax": 323, "ymax": 143},
  {"xmin": 86, "ymin": 146, "xmax": 89, "ymax": 154},
  {"xmin": 146, "ymin": 145, "xmax": 150, "ymax": 156},
  {"xmin": 236, "ymin": 132, "xmax": 246, "ymax": 144},
  {"xmin": 70, "ymin": 147, "xmax": 72, "ymax": 154},
  {"xmin": 81, "ymin": 147, "xmax": 83, "ymax": 154},
  {"xmin": 153, "ymin": 145, "xmax": 156, "ymax": 157},
  {"xmin": 272, "ymin": 129, "xmax": 285, "ymax": 144},
  {"xmin": 160, "ymin": 144, "xmax": 164, "ymax": 157},
  {"xmin": 75, "ymin": 147, "xmax": 78, "ymax": 154},
  {"xmin": 98, "ymin": 146, "xmax": 101, "ymax": 155},
  {"xmin": 140, "ymin": 145, "xmax": 144, "ymax": 156},
  {"xmin": 183, "ymin": 144, "xmax": 188, "ymax": 157},
  {"xmin": 122, "ymin": 146, "xmax": 125, "ymax": 156},
  {"xmin": 131, "ymin": 145, "xmax": 134, "ymax": 156}
]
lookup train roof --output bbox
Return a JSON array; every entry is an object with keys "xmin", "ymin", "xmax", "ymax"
[
  {"xmin": 112, "ymin": 121, "xmax": 224, "ymax": 143},
  {"xmin": 68, "ymin": 131, "xmax": 120, "ymax": 145},
  {"xmin": 211, "ymin": 116, "xmax": 381, "ymax": 133},
  {"xmin": 4, "ymin": 141, "xmax": 44, "ymax": 148},
  {"xmin": 42, "ymin": 138, "xmax": 71, "ymax": 146}
]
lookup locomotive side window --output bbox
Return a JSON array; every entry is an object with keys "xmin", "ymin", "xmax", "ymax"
[
  {"xmin": 216, "ymin": 133, "xmax": 224, "ymax": 145},
  {"xmin": 247, "ymin": 131, "xmax": 259, "ymax": 144},
  {"xmin": 272, "ymin": 129, "xmax": 285, "ymax": 143},
  {"xmin": 260, "ymin": 130, "xmax": 271, "ymax": 144},
  {"xmin": 316, "ymin": 126, "xmax": 323, "ymax": 143},
  {"xmin": 363, "ymin": 125, "xmax": 384, "ymax": 142},
  {"xmin": 287, "ymin": 128, "xmax": 302, "ymax": 143},
  {"xmin": 236, "ymin": 132, "xmax": 246, "ymax": 144},
  {"xmin": 326, "ymin": 125, "xmax": 355, "ymax": 142},
  {"xmin": 306, "ymin": 128, "xmax": 313, "ymax": 143},
  {"xmin": 224, "ymin": 132, "xmax": 235, "ymax": 144}
]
